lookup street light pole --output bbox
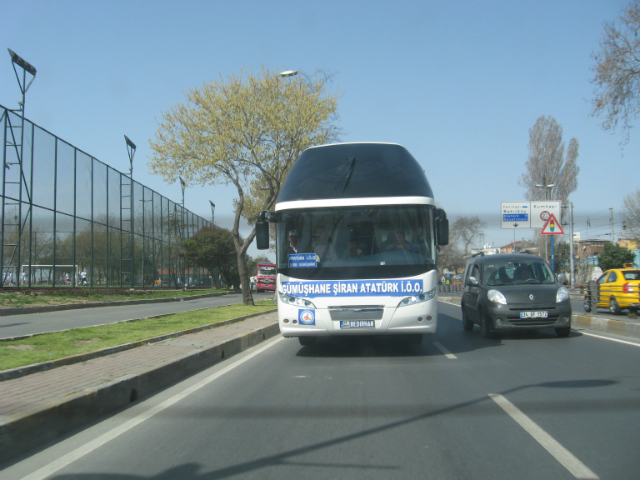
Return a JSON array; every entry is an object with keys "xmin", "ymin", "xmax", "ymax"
[
  {"xmin": 178, "ymin": 176, "xmax": 186, "ymax": 291},
  {"xmin": 209, "ymin": 201, "xmax": 215, "ymax": 225}
]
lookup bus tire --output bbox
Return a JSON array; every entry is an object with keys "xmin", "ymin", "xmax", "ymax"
[
  {"xmin": 409, "ymin": 333, "xmax": 423, "ymax": 344},
  {"xmin": 298, "ymin": 336, "xmax": 317, "ymax": 346}
]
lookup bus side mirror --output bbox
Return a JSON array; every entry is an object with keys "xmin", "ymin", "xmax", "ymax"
[
  {"xmin": 256, "ymin": 211, "xmax": 272, "ymax": 250},
  {"xmin": 436, "ymin": 208, "xmax": 449, "ymax": 246}
]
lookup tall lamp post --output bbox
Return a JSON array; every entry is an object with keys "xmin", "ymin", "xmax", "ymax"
[
  {"xmin": 4, "ymin": 50, "xmax": 36, "ymax": 289},
  {"xmin": 124, "ymin": 136, "xmax": 136, "ymax": 287},
  {"xmin": 124, "ymin": 136, "xmax": 136, "ymax": 177},
  {"xmin": 178, "ymin": 176, "xmax": 186, "ymax": 290},
  {"xmin": 536, "ymin": 182, "xmax": 555, "ymax": 267},
  {"xmin": 209, "ymin": 201, "xmax": 215, "ymax": 225}
]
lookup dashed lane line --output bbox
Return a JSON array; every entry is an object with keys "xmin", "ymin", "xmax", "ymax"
[{"xmin": 432, "ymin": 341, "xmax": 457, "ymax": 359}]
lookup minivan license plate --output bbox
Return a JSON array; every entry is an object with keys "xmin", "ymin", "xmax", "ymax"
[
  {"xmin": 520, "ymin": 311, "xmax": 548, "ymax": 318},
  {"xmin": 340, "ymin": 320, "xmax": 375, "ymax": 329}
]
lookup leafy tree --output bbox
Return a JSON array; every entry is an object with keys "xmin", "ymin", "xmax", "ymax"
[
  {"xmin": 598, "ymin": 242, "xmax": 636, "ymax": 271},
  {"xmin": 149, "ymin": 67, "xmax": 341, "ymax": 304},
  {"xmin": 623, "ymin": 188, "xmax": 640, "ymax": 240},
  {"xmin": 519, "ymin": 116, "xmax": 579, "ymax": 206},
  {"xmin": 553, "ymin": 241, "xmax": 571, "ymax": 273},
  {"xmin": 182, "ymin": 226, "xmax": 237, "ymax": 289},
  {"xmin": 450, "ymin": 215, "xmax": 486, "ymax": 257},
  {"xmin": 591, "ymin": 0, "xmax": 640, "ymax": 143}
]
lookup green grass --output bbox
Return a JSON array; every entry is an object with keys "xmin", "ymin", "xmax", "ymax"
[
  {"xmin": 0, "ymin": 288, "xmax": 228, "ymax": 308},
  {"xmin": 0, "ymin": 300, "xmax": 275, "ymax": 371}
]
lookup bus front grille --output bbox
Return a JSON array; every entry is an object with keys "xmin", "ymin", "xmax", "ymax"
[{"xmin": 329, "ymin": 306, "xmax": 384, "ymax": 321}]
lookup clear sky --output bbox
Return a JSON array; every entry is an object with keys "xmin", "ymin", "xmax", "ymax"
[{"xmin": 1, "ymin": 0, "xmax": 637, "ymax": 261}]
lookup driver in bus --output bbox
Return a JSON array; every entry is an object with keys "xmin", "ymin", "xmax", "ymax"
[
  {"xmin": 286, "ymin": 230, "xmax": 301, "ymax": 255},
  {"xmin": 386, "ymin": 231, "xmax": 419, "ymax": 253}
]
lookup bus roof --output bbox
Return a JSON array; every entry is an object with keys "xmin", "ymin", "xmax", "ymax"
[{"xmin": 277, "ymin": 143, "xmax": 433, "ymax": 204}]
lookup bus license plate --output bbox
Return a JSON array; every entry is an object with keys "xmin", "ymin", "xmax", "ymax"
[
  {"xmin": 340, "ymin": 320, "xmax": 375, "ymax": 329},
  {"xmin": 520, "ymin": 311, "xmax": 548, "ymax": 318}
]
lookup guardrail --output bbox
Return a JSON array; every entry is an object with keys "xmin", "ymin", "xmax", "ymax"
[{"xmin": 575, "ymin": 281, "xmax": 640, "ymax": 315}]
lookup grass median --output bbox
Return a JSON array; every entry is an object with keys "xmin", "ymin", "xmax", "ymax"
[
  {"xmin": 0, "ymin": 288, "xmax": 228, "ymax": 309},
  {"xmin": 0, "ymin": 300, "xmax": 275, "ymax": 371}
]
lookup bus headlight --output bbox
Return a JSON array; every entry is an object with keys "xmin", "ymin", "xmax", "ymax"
[
  {"xmin": 397, "ymin": 288, "xmax": 436, "ymax": 308},
  {"xmin": 278, "ymin": 291, "xmax": 317, "ymax": 309}
]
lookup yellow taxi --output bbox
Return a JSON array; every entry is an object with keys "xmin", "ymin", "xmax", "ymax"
[{"xmin": 587, "ymin": 268, "xmax": 640, "ymax": 314}]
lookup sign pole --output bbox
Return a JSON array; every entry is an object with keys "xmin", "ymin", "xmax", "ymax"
[{"xmin": 551, "ymin": 235, "xmax": 555, "ymax": 271}]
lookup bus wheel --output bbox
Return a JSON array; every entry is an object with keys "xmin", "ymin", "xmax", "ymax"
[
  {"xmin": 409, "ymin": 334, "xmax": 423, "ymax": 345},
  {"xmin": 298, "ymin": 337, "xmax": 317, "ymax": 346}
]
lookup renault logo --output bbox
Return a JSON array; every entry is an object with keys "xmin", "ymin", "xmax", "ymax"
[{"xmin": 529, "ymin": 294, "xmax": 535, "ymax": 301}]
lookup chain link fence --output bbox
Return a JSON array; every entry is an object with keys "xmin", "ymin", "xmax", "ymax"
[{"xmin": 1, "ymin": 105, "xmax": 213, "ymax": 288}]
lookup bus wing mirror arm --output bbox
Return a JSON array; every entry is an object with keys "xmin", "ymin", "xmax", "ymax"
[
  {"xmin": 256, "ymin": 211, "xmax": 276, "ymax": 250},
  {"xmin": 435, "ymin": 209, "xmax": 449, "ymax": 246}
]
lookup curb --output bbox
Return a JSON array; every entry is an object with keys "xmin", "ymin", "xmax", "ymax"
[
  {"xmin": 0, "ymin": 308, "xmax": 278, "ymax": 382},
  {"xmin": 0, "ymin": 291, "xmax": 243, "ymax": 317},
  {"xmin": 571, "ymin": 314, "xmax": 640, "ymax": 339},
  {"xmin": 0, "ymin": 317, "xmax": 281, "ymax": 465}
]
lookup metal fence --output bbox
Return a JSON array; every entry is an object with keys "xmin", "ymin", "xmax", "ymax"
[{"xmin": 1, "ymin": 104, "xmax": 213, "ymax": 288}]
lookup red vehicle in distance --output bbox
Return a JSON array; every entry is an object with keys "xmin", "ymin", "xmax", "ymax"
[{"xmin": 256, "ymin": 262, "xmax": 276, "ymax": 293}]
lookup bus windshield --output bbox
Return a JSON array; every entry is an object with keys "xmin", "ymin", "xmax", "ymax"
[
  {"xmin": 276, "ymin": 204, "xmax": 436, "ymax": 280},
  {"xmin": 257, "ymin": 265, "xmax": 276, "ymax": 276}
]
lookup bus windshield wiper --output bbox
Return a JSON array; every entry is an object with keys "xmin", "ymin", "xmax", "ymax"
[{"xmin": 343, "ymin": 156, "xmax": 357, "ymax": 192}]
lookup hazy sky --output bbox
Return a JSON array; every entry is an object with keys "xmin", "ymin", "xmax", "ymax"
[{"xmin": 2, "ymin": 0, "xmax": 637, "ymax": 260}]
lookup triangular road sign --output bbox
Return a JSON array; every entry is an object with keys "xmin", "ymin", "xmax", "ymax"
[{"xmin": 541, "ymin": 213, "xmax": 564, "ymax": 235}]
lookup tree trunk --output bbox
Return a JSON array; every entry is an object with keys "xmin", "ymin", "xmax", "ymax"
[{"xmin": 234, "ymin": 245, "xmax": 254, "ymax": 305}]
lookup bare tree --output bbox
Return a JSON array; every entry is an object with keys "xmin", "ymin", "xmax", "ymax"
[
  {"xmin": 623, "ymin": 188, "xmax": 640, "ymax": 239},
  {"xmin": 450, "ymin": 215, "xmax": 486, "ymax": 257},
  {"xmin": 519, "ymin": 116, "xmax": 579, "ymax": 206},
  {"xmin": 591, "ymin": 0, "xmax": 640, "ymax": 143}
]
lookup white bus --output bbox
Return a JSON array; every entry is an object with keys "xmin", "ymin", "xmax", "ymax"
[{"xmin": 256, "ymin": 142, "xmax": 448, "ymax": 345}]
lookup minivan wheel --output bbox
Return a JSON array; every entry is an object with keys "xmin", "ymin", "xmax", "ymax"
[
  {"xmin": 609, "ymin": 297, "xmax": 621, "ymax": 315},
  {"xmin": 555, "ymin": 327, "xmax": 571, "ymax": 337},
  {"xmin": 462, "ymin": 307, "xmax": 474, "ymax": 331},
  {"xmin": 480, "ymin": 310, "xmax": 492, "ymax": 339}
]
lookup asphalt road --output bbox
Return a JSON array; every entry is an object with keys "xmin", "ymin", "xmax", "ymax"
[
  {"xmin": 3, "ymin": 301, "xmax": 639, "ymax": 479},
  {"xmin": 0, "ymin": 292, "xmax": 275, "ymax": 339}
]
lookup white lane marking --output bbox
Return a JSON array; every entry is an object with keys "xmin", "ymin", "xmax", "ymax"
[
  {"xmin": 432, "ymin": 341, "xmax": 457, "ymax": 359},
  {"xmin": 578, "ymin": 330, "xmax": 640, "ymax": 347},
  {"xmin": 489, "ymin": 393, "xmax": 599, "ymax": 479},
  {"xmin": 22, "ymin": 336, "xmax": 284, "ymax": 480}
]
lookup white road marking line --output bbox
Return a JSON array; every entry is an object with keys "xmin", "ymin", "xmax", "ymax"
[
  {"xmin": 488, "ymin": 393, "xmax": 599, "ymax": 479},
  {"xmin": 22, "ymin": 336, "xmax": 284, "ymax": 480},
  {"xmin": 432, "ymin": 341, "xmax": 457, "ymax": 359},
  {"xmin": 578, "ymin": 330, "xmax": 640, "ymax": 347}
]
